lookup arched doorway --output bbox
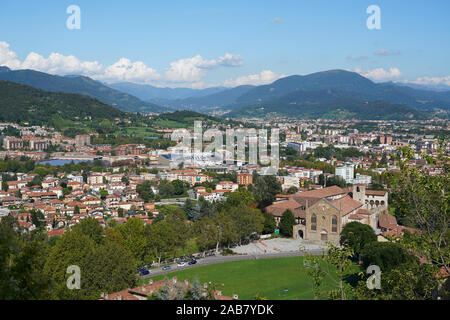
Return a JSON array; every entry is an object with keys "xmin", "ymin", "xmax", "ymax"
[
  {"xmin": 321, "ymin": 230, "xmax": 328, "ymax": 241},
  {"xmin": 298, "ymin": 230, "xmax": 304, "ymax": 239}
]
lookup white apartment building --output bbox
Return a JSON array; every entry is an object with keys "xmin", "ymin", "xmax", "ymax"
[{"xmin": 335, "ymin": 164, "xmax": 355, "ymax": 183}]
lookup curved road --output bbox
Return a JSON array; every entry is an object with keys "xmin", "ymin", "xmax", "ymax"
[{"xmin": 142, "ymin": 249, "xmax": 324, "ymax": 279}]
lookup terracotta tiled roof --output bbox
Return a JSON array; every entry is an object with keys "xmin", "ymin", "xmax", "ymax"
[
  {"xmin": 378, "ymin": 214, "xmax": 397, "ymax": 230},
  {"xmin": 266, "ymin": 198, "xmax": 311, "ymax": 219},
  {"xmin": 291, "ymin": 185, "xmax": 345, "ymax": 199},
  {"xmin": 356, "ymin": 208, "xmax": 372, "ymax": 215},
  {"xmin": 365, "ymin": 190, "xmax": 387, "ymax": 196},
  {"xmin": 48, "ymin": 229, "xmax": 66, "ymax": 236},
  {"xmin": 331, "ymin": 195, "xmax": 363, "ymax": 216},
  {"xmin": 349, "ymin": 213, "xmax": 365, "ymax": 220}
]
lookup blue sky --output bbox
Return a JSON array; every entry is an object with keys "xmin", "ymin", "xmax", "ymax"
[{"xmin": 1, "ymin": 0, "xmax": 449, "ymax": 88}]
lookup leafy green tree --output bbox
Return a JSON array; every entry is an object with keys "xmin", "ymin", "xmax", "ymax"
[
  {"xmin": 360, "ymin": 241, "xmax": 417, "ymax": 273},
  {"xmin": 198, "ymin": 196, "xmax": 214, "ymax": 219},
  {"xmin": 183, "ymin": 199, "xmax": 201, "ymax": 222},
  {"xmin": 326, "ymin": 175, "xmax": 347, "ymax": 188},
  {"xmin": 185, "ymin": 277, "xmax": 203, "ymax": 300},
  {"xmin": 229, "ymin": 204, "xmax": 264, "ymax": 244},
  {"xmin": 219, "ymin": 187, "xmax": 256, "ymax": 211},
  {"xmin": 340, "ymin": 221, "xmax": 377, "ymax": 260},
  {"xmin": 388, "ymin": 143, "xmax": 449, "ymax": 276},
  {"xmin": 252, "ymin": 175, "xmax": 282, "ymax": 208},
  {"xmin": 136, "ymin": 181, "xmax": 155, "ymax": 202},
  {"xmin": 165, "ymin": 209, "xmax": 190, "ymax": 257},
  {"xmin": 27, "ymin": 175, "xmax": 42, "ymax": 187},
  {"xmin": 262, "ymin": 211, "xmax": 277, "ymax": 234},
  {"xmin": 99, "ymin": 189, "xmax": 108, "ymax": 200},
  {"xmin": 147, "ymin": 220, "xmax": 176, "ymax": 264},
  {"xmin": 302, "ymin": 243, "xmax": 355, "ymax": 300},
  {"xmin": 116, "ymin": 218, "xmax": 149, "ymax": 266},
  {"xmin": 121, "ymin": 176, "xmax": 129, "ymax": 186},
  {"xmin": 287, "ymin": 186, "xmax": 299, "ymax": 194},
  {"xmin": 30, "ymin": 210, "xmax": 45, "ymax": 229},
  {"xmin": 71, "ymin": 217, "xmax": 104, "ymax": 245},
  {"xmin": 0, "ymin": 216, "xmax": 51, "ymax": 300},
  {"xmin": 194, "ymin": 217, "xmax": 218, "ymax": 254},
  {"xmin": 158, "ymin": 180, "xmax": 175, "ymax": 198},
  {"xmin": 43, "ymin": 230, "xmax": 96, "ymax": 300},
  {"xmin": 213, "ymin": 210, "xmax": 237, "ymax": 251},
  {"xmin": 83, "ymin": 242, "xmax": 137, "ymax": 295},
  {"xmin": 279, "ymin": 210, "xmax": 296, "ymax": 237},
  {"xmin": 171, "ymin": 180, "xmax": 190, "ymax": 196},
  {"xmin": 353, "ymin": 258, "xmax": 441, "ymax": 300},
  {"xmin": 154, "ymin": 278, "xmax": 171, "ymax": 300}
]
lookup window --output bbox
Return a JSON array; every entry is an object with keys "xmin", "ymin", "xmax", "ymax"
[
  {"xmin": 332, "ymin": 215, "xmax": 338, "ymax": 233},
  {"xmin": 311, "ymin": 213, "xmax": 317, "ymax": 231}
]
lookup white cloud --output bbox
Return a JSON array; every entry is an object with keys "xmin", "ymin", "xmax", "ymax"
[
  {"xmin": 165, "ymin": 53, "xmax": 242, "ymax": 82},
  {"xmin": 95, "ymin": 58, "xmax": 160, "ymax": 83},
  {"xmin": 355, "ymin": 67, "xmax": 403, "ymax": 82},
  {"xmin": 222, "ymin": 70, "xmax": 284, "ymax": 87},
  {"xmin": 216, "ymin": 53, "xmax": 243, "ymax": 67},
  {"xmin": 21, "ymin": 52, "xmax": 103, "ymax": 74},
  {"xmin": 0, "ymin": 41, "xmax": 23, "ymax": 69},
  {"xmin": 1, "ymin": 41, "xmax": 102, "ymax": 74},
  {"xmin": 409, "ymin": 76, "xmax": 450, "ymax": 87},
  {"xmin": 1, "ymin": 42, "xmax": 285, "ymax": 88},
  {"xmin": 0, "ymin": 42, "xmax": 245, "ymax": 86}
]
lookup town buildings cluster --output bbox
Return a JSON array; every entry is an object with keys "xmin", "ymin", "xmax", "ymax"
[{"xmin": 0, "ymin": 118, "xmax": 447, "ymax": 242}]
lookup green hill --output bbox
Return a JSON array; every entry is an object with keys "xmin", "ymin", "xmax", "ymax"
[
  {"xmin": 0, "ymin": 80, "xmax": 125, "ymax": 126},
  {"xmin": 151, "ymin": 110, "xmax": 242, "ymax": 128},
  {"xmin": 226, "ymin": 95, "xmax": 427, "ymax": 120},
  {"xmin": 233, "ymin": 70, "xmax": 450, "ymax": 111},
  {"xmin": 0, "ymin": 67, "xmax": 168, "ymax": 113}
]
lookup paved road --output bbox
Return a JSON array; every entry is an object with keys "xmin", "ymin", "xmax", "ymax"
[
  {"xmin": 141, "ymin": 249, "xmax": 324, "ymax": 279},
  {"xmin": 155, "ymin": 197, "xmax": 189, "ymax": 205}
]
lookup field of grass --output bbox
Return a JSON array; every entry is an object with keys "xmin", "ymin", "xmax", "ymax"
[
  {"xmin": 143, "ymin": 256, "xmax": 358, "ymax": 300},
  {"xmin": 117, "ymin": 127, "xmax": 163, "ymax": 139}
]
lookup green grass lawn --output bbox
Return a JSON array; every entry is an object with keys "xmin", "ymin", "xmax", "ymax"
[{"xmin": 143, "ymin": 256, "xmax": 357, "ymax": 300}]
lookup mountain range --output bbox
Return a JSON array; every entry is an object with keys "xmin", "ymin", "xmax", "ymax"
[
  {"xmin": 0, "ymin": 80, "xmax": 125, "ymax": 127},
  {"xmin": 109, "ymin": 82, "xmax": 227, "ymax": 101},
  {"xmin": 110, "ymin": 70, "xmax": 450, "ymax": 119},
  {"xmin": 0, "ymin": 66, "xmax": 449, "ymax": 120},
  {"xmin": 0, "ymin": 66, "xmax": 167, "ymax": 114}
]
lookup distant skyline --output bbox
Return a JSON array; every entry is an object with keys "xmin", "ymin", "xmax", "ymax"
[{"xmin": 1, "ymin": 0, "xmax": 449, "ymax": 88}]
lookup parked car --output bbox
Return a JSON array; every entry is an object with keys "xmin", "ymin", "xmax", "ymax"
[
  {"xmin": 162, "ymin": 265, "xmax": 171, "ymax": 271},
  {"xmin": 177, "ymin": 261, "xmax": 187, "ymax": 267},
  {"xmin": 188, "ymin": 259, "xmax": 197, "ymax": 265},
  {"xmin": 138, "ymin": 268, "xmax": 150, "ymax": 276}
]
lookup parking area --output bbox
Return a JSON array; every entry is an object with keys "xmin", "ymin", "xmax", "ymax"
[{"xmin": 231, "ymin": 238, "xmax": 326, "ymax": 255}]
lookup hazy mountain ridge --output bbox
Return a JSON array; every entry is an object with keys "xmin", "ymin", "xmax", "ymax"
[
  {"xmin": 150, "ymin": 85, "xmax": 255, "ymax": 111},
  {"xmin": 1, "ymin": 66, "xmax": 449, "ymax": 120},
  {"xmin": 0, "ymin": 80, "xmax": 125, "ymax": 126},
  {"xmin": 109, "ymin": 82, "xmax": 227, "ymax": 101},
  {"xmin": 0, "ymin": 67, "xmax": 168, "ymax": 113}
]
